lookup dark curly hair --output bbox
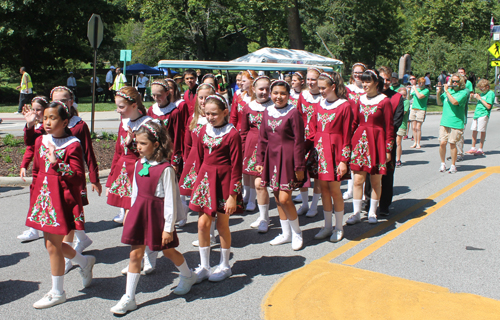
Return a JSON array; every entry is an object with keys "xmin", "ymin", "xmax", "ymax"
[{"xmin": 135, "ymin": 121, "xmax": 172, "ymax": 163}]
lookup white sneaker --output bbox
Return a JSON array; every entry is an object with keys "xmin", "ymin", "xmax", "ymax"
[
  {"xmin": 192, "ymin": 235, "xmax": 216, "ymax": 247},
  {"xmin": 368, "ymin": 214, "xmax": 378, "ymax": 224},
  {"xmin": 113, "ymin": 208, "xmax": 125, "ymax": 223},
  {"xmin": 306, "ymin": 208, "xmax": 318, "ymax": 218},
  {"xmin": 448, "ymin": 165, "xmax": 457, "ymax": 174},
  {"xmin": 343, "ymin": 191, "xmax": 353, "ymax": 200},
  {"xmin": 143, "ymin": 250, "xmax": 157, "ymax": 274},
  {"xmin": 258, "ymin": 220, "xmax": 269, "ymax": 233},
  {"xmin": 245, "ymin": 201, "xmax": 256, "ymax": 212},
  {"xmin": 33, "ymin": 291, "xmax": 66, "ymax": 309},
  {"xmin": 74, "ymin": 236, "xmax": 93, "ymax": 254},
  {"xmin": 293, "ymin": 193, "xmax": 303, "ymax": 203},
  {"xmin": 208, "ymin": 265, "xmax": 232, "ymax": 282},
  {"xmin": 346, "ymin": 213, "xmax": 361, "ymax": 225},
  {"xmin": 314, "ymin": 227, "xmax": 333, "ymax": 240},
  {"xmin": 330, "ymin": 229, "xmax": 344, "ymax": 243},
  {"xmin": 64, "ymin": 258, "xmax": 73, "ymax": 274},
  {"xmin": 297, "ymin": 204, "xmax": 309, "ymax": 216},
  {"xmin": 17, "ymin": 229, "xmax": 40, "ymax": 242},
  {"xmin": 194, "ymin": 265, "xmax": 212, "ymax": 283},
  {"xmin": 79, "ymin": 255, "xmax": 96, "ymax": 288},
  {"xmin": 250, "ymin": 218, "xmax": 262, "ymax": 228},
  {"xmin": 439, "ymin": 163, "xmax": 447, "ymax": 172},
  {"xmin": 173, "ymin": 272, "xmax": 197, "ymax": 295},
  {"xmin": 291, "ymin": 232, "xmax": 303, "ymax": 250},
  {"xmin": 110, "ymin": 294, "xmax": 137, "ymax": 315},
  {"xmin": 270, "ymin": 234, "xmax": 292, "ymax": 246}
]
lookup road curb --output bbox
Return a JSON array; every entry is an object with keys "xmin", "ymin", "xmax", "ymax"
[{"xmin": 0, "ymin": 169, "xmax": 111, "ymax": 187}]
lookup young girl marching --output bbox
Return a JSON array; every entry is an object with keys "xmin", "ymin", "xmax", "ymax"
[
  {"xmin": 295, "ymin": 68, "xmax": 323, "ymax": 217},
  {"xmin": 241, "ymin": 76, "xmax": 273, "ymax": 232},
  {"xmin": 190, "ymin": 94, "xmax": 243, "ymax": 282},
  {"xmin": 256, "ymin": 81, "xmax": 306, "ymax": 250},
  {"xmin": 343, "ymin": 63, "xmax": 367, "ymax": 200},
  {"xmin": 289, "ymin": 71, "xmax": 305, "ymax": 109},
  {"xmin": 347, "ymin": 70, "xmax": 394, "ymax": 225},
  {"xmin": 309, "ymin": 72, "xmax": 352, "ymax": 243},
  {"xmin": 18, "ymin": 96, "xmax": 49, "ymax": 242},
  {"xmin": 110, "ymin": 121, "xmax": 196, "ymax": 315},
  {"xmin": 166, "ymin": 78, "xmax": 190, "ymax": 130},
  {"xmin": 26, "ymin": 101, "xmax": 95, "ymax": 309}
]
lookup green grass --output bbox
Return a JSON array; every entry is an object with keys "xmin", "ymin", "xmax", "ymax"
[{"xmin": 2, "ymin": 134, "xmax": 24, "ymax": 147}]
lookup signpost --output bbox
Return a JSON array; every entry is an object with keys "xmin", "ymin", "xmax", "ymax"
[
  {"xmin": 120, "ymin": 50, "xmax": 132, "ymax": 76},
  {"xmin": 87, "ymin": 14, "xmax": 104, "ymax": 134}
]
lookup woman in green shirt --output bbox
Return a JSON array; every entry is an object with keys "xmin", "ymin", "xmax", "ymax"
[
  {"xmin": 465, "ymin": 79, "xmax": 495, "ymax": 155},
  {"xmin": 409, "ymin": 77, "xmax": 430, "ymax": 149}
]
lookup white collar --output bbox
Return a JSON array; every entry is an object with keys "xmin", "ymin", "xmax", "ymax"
[
  {"xmin": 320, "ymin": 98, "xmax": 347, "ymax": 110},
  {"xmin": 174, "ymin": 99, "xmax": 185, "ymax": 107},
  {"xmin": 205, "ymin": 123, "xmax": 234, "ymax": 138},
  {"xmin": 360, "ymin": 93, "xmax": 387, "ymax": 106},
  {"xmin": 152, "ymin": 101, "xmax": 176, "ymax": 116},
  {"xmin": 346, "ymin": 84, "xmax": 365, "ymax": 94},
  {"xmin": 290, "ymin": 90, "xmax": 301, "ymax": 99},
  {"xmin": 267, "ymin": 104, "xmax": 294, "ymax": 118},
  {"xmin": 35, "ymin": 123, "xmax": 42, "ymax": 130},
  {"xmin": 197, "ymin": 116, "xmax": 208, "ymax": 125},
  {"xmin": 140, "ymin": 157, "xmax": 161, "ymax": 166},
  {"xmin": 301, "ymin": 90, "xmax": 322, "ymax": 103},
  {"xmin": 68, "ymin": 116, "xmax": 82, "ymax": 129},
  {"xmin": 122, "ymin": 115, "xmax": 153, "ymax": 131},
  {"xmin": 42, "ymin": 134, "xmax": 80, "ymax": 149},
  {"xmin": 248, "ymin": 99, "xmax": 272, "ymax": 112},
  {"xmin": 241, "ymin": 93, "xmax": 252, "ymax": 103}
]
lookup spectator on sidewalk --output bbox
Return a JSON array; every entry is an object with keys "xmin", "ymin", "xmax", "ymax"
[
  {"xmin": 67, "ymin": 72, "xmax": 78, "ymax": 103},
  {"xmin": 105, "ymin": 66, "xmax": 115, "ymax": 102},
  {"xmin": 135, "ymin": 71, "xmax": 149, "ymax": 101},
  {"xmin": 15, "ymin": 67, "xmax": 33, "ymax": 114},
  {"xmin": 437, "ymin": 71, "xmax": 447, "ymax": 87},
  {"xmin": 424, "ymin": 72, "xmax": 431, "ymax": 89},
  {"xmin": 111, "ymin": 68, "xmax": 127, "ymax": 92}
]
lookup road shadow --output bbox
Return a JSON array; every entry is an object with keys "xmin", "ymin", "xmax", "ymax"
[
  {"xmin": 402, "ymin": 149, "xmax": 424, "ymax": 155},
  {"xmin": 0, "ymin": 252, "xmax": 29, "ymax": 269},
  {"xmin": 84, "ymin": 220, "xmax": 123, "ymax": 233},
  {"xmin": 422, "ymin": 143, "xmax": 440, "ymax": 148},
  {"xmin": 0, "ymin": 186, "xmax": 24, "ymax": 193},
  {"xmin": 401, "ymin": 160, "xmax": 429, "ymax": 166},
  {"xmin": 485, "ymin": 150, "xmax": 500, "ymax": 155},
  {"xmin": 0, "ymin": 280, "xmax": 40, "ymax": 306},
  {"xmin": 420, "ymin": 135, "xmax": 436, "ymax": 141},
  {"xmin": 393, "ymin": 186, "xmax": 411, "ymax": 196},
  {"xmin": 456, "ymin": 164, "xmax": 487, "ymax": 172}
]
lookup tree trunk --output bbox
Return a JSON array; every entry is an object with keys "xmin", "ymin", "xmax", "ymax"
[{"xmin": 286, "ymin": 0, "xmax": 304, "ymax": 50}]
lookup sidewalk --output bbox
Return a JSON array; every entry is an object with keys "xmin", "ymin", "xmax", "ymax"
[{"xmin": 0, "ymin": 111, "xmax": 120, "ymax": 122}]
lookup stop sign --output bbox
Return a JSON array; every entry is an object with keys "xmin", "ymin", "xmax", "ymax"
[{"xmin": 87, "ymin": 14, "xmax": 103, "ymax": 50}]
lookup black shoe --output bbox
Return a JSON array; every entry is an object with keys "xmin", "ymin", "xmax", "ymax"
[{"xmin": 379, "ymin": 207, "xmax": 390, "ymax": 216}]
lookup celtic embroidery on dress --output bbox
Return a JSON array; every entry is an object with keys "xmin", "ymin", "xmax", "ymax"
[
  {"xmin": 192, "ymin": 124, "xmax": 203, "ymax": 136},
  {"xmin": 57, "ymin": 163, "xmax": 73, "ymax": 176},
  {"xmin": 315, "ymin": 137, "xmax": 328, "ymax": 174},
  {"xmin": 268, "ymin": 119, "xmax": 282, "ymax": 133},
  {"xmin": 360, "ymin": 104, "xmax": 377, "ymax": 122},
  {"xmin": 181, "ymin": 162, "xmax": 197, "ymax": 190},
  {"xmin": 386, "ymin": 140, "xmax": 394, "ymax": 152},
  {"xmin": 233, "ymin": 179, "xmax": 242, "ymax": 193},
  {"xmin": 109, "ymin": 162, "xmax": 132, "ymax": 198},
  {"xmin": 341, "ymin": 146, "xmax": 351, "ymax": 159},
  {"xmin": 245, "ymin": 147, "xmax": 257, "ymax": 172},
  {"xmin": 349, "ymin": 92, "xmax": 360, "ymax": 104},
  {"xmin": 351, "ymin": 130, "xmax": 372, "ymax": 168},
  {"xmin": 248, "ymin": 113, "xmax": 263, "ymax": 129},
  {"xmin": 191, "ymin": 172, "xmax": 211, "ymax": 209},
  {"xmin": 303, "ymin": 104, "xmax": 315, "ymax": 123},
  {"xmin": 29, "ymin": 177, "xmax": 60, "ymax": 227},
  {"xmin": 317, "ymin": 113, "xmax": 336, "ymax": 131},
  {"xmin": 162, "ymin": 118, "xmax": 169, "ymax": 126},
  {"xmin": 202, "ymin": 134, "xmax": 223, "ymax": 154}
]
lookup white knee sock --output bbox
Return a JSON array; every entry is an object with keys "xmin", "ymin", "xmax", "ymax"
[
  {"xmin": 243, "ymin": 186, "xmax": 250, "ymax": 201},
  {"xmin": 369, "ymin": 199, "xmax": 379, "ymax": 217},
  {"xmin": 288, "ymin": 218, "xmax": 301, "ymax": 235},
  {"xmin": 248, "ymin": 188, "xmax": 257, "ymax": 204},
  {"xmin": 74, "ymin": 230, "xmax": 87, "ymax": 242},
  {"xmin": 300, "ymin": 191, "xmax": 309, "ymax": 206},
  {"xmin": 353, "ymin": 199, "xmax": 362, "ymax": 215},
  {"xmin": 334, "ymin": 210, "xmax": 344, "ymax": 231},
  {"xmin": 30, "ymin": 227, "xmax": 38, "ymax": 234},
  {"xmin": 126, "ymin": 272, "xmax": 140, "ymax": 300},
  {"xmin": 180, "ymin": 195, "xmax": 186, "ymax": 204},
  {"xmin": 310, "ymin": 193, "xmax": 321, "ymax": 211},
  {"xmin": 176, "ymin": 259, "xmax": 192, "ymax": 277},
  {"xmin": 199, "ymin": 246, "xmax": 210, "ymax": 269},
  {"xmin": 347, "ymin": 178, "xmax": 353, "ymax": 194},
  {"xmin": 71, "ymin": 251, "xmax": 88, "ymax": 269},
  {"xmin": 323, "ymin": 210, "xmax": 333, "ymax": 229},
  {"xmin": 279, "ymin": 219, "xmax": 291, "ymax": 238},
  {"xmin": 51, "ymin": 275, "xmax": 64, "ymax": 295},
  {"xmin": 220, "ymin": 248, "xmax": 230, "ymax": 268},
  {"xmin": 258, "ymin": 204, "xmax": 269, "ymax": 221},
  {"xmin": 210, "ymin": 220, "xmax": 216, "ymax": 238}
]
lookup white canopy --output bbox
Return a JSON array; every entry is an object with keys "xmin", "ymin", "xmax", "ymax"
[
  {"xmin": 157, "ymin": 60, "xmax": 334, "ymax": 72},
  {"xmin": 231, "ymin": 47, "xmax": 343, "ymax": 66}
]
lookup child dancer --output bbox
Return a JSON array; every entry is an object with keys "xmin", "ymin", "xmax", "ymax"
[
  {"xmin": 166, "ymin": 78, "xmax": 190, "ymax": 130},
  {"xmin": 289, "ymin": 71, "xmax": 305, "ymax": 109},
  {"xmin": 395, "ymin": 87, "xmax": 410, "ymax": 167},
  {"xmin": 18, "ymin": 96, "xmax": 49, "ymax": 241},
  {"xmin": 241, "ymin": 76, "xmax": 273, "ymax": 232},
  {"xmin": 27, "ymin": 101, "xmax": 95, "ymax": 309},
  {"xmin": 256, "ymin": 80, "xmax": 306, "ymax": 250},
  {"xmin": 111, "ymin": 122, "xmax": 196, "ymax": 315},
  {"xmin": 310, "ymin": 72, "xmax": 352, "ymax": 242},
  {"xmin": 296, "ymin": 68, "xmax": 323, "ymax": 217},
  {"xmin": 344, "ymin": 62, "xmax": 366, "ymax": 200},
  {"xmin": 190, "ymin": 94, "xmax": 243, "ymax": 282},
  {"xmin": 347, "ymin": 70, "xmax": 394, "ymax": 225}
]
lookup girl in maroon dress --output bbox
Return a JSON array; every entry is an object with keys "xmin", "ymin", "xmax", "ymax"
[
  {"xmin": 166, "ymin": 78, "xmax": 190, "ymax": 130},
  {"xmin": 190, "ymin": 94, "xmax": 243, "ymax": 283},
  {"xmin": 289, "ymin": 71, "xmax": 305, "ymax": 109},
  {"xmin": 256, "ymin": 81, "xmax": 306, "ymax": 251},
  {"xmin": 296, "ymin": 68, "xmax": 323, "ymax": 217},
  {"xmin": 26, "ymin": 101, "xmax": 95, "ymax": 309},
  {"xmin": 347, "ymin": 70, "xmax": 394, "ymax": 225},
  {"xmin": 344, "ymin": 63, "xmax": 367, "ymax": 200},
  {"xmin": 309, "ymin": 72, "xmax": 352, "ymax": 243},
  {"xmin": 18, "ymin": 96, "xmax": 49, "ymax": 242},
  {"xmin": 111, "ymin": 122, "xmax": 195, "ymax": 315},
  {"xmin": 241, "ymin": 76, "xmax": 273, "ymax": 232}
]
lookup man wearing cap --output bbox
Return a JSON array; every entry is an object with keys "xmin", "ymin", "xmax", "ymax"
[
  {"xmin": 111, "ymin": 67, "xmax": 127, "ymax": 92},
  {"xmin": 67, "ymin": 72, "xmax": 78, "ymax": 102},
  {"xmin": 105, "ymin": 66, "xmax": 116, "ymax": 102},
  {"xmin": 135, "ymin": 71, "xmax": 148, "ymax": 101},
  {"xmin": 15, "ymin": 67, "xmax": 33, "ymax": 114},
  {"xmin": 389, "ymin": 72, "xmax": 404, "ymax": 92}
]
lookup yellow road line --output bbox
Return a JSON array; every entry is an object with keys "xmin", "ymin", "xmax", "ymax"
[
  {"xmin": 319, "ymin": 170, "xmax": 480, "ymax": 262},
  {"xmin": 343, "ymin": 172, "xmax": 491, "ymax": 265}
]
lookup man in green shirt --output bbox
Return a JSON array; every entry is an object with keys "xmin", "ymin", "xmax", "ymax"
[
  {"xmin": 436, "ymin": 73, "xmax": 468, "ymax": 173},
  {"xmin": 465, "ymin": 79, "xmax": 495, "ymax": 155}
]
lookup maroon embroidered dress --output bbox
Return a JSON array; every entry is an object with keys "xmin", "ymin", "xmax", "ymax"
[
  {"xmin": 240, "ymin": 99, "xmax": 273, "ymax": 176},
  {"xmin": 289, "ymin": 89, "xmax": 301, "ymax": 109},
  {"xmin": 350, "ymin": 94, "xmax": 395, "ymax": 175},
  {"xmin": 21, "ymin": 123, "xmax": 43, "ymax": 172},
  {"xmin": 256, "ymin": 104, "xmax": 306, "ymax": 191},
  {"xmin": 189, "ymin": 123, "xmax": 243, "ymax": 216},
  {"xmin": 122, "ymin": 160, "xmax": 183, "ymax": 251},
  {"xmin": 230, "ymin": 92, "xmax": 251, "ymax": 131},
  {"xmin": 297, "ymin": 90, "xmax": 321, "ymax": 138},
  {"xmin": 26, "ymin": 135, "xmax": 85, "ymax": 235},
  {"xmin": 346, "ymin": 84, "xmax": 365, "ymax": 106},
  {"xmin": 179, "ymin": 115, "xmax": 207, "ymax": 196},
  {"xmin": 106, "ymin": 115, "xmax": 153, "ymax": 209},
  {"xmin": 308, "ymin": 98, "xmax": 353, "ymax": 181}
]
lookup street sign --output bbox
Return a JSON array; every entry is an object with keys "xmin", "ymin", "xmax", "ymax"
[
  {"xmin": 87, "ymin": 14, "xmax": 103, "ymax": 49},
  {"xmin": 488, "ymin": 42, "xmax": 500, "ymax": 58},
  {"xmin": 491, "ymin": 61, "xmax": 500, "ymax": 67},
  {"xmin": 120, "ymin": 50, "xmax": 132, "ymax": 62}
]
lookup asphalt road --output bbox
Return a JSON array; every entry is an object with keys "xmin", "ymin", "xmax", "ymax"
[{"xmin": 1, "ymin": 111, "xmax": 500, "ymax": 319}]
